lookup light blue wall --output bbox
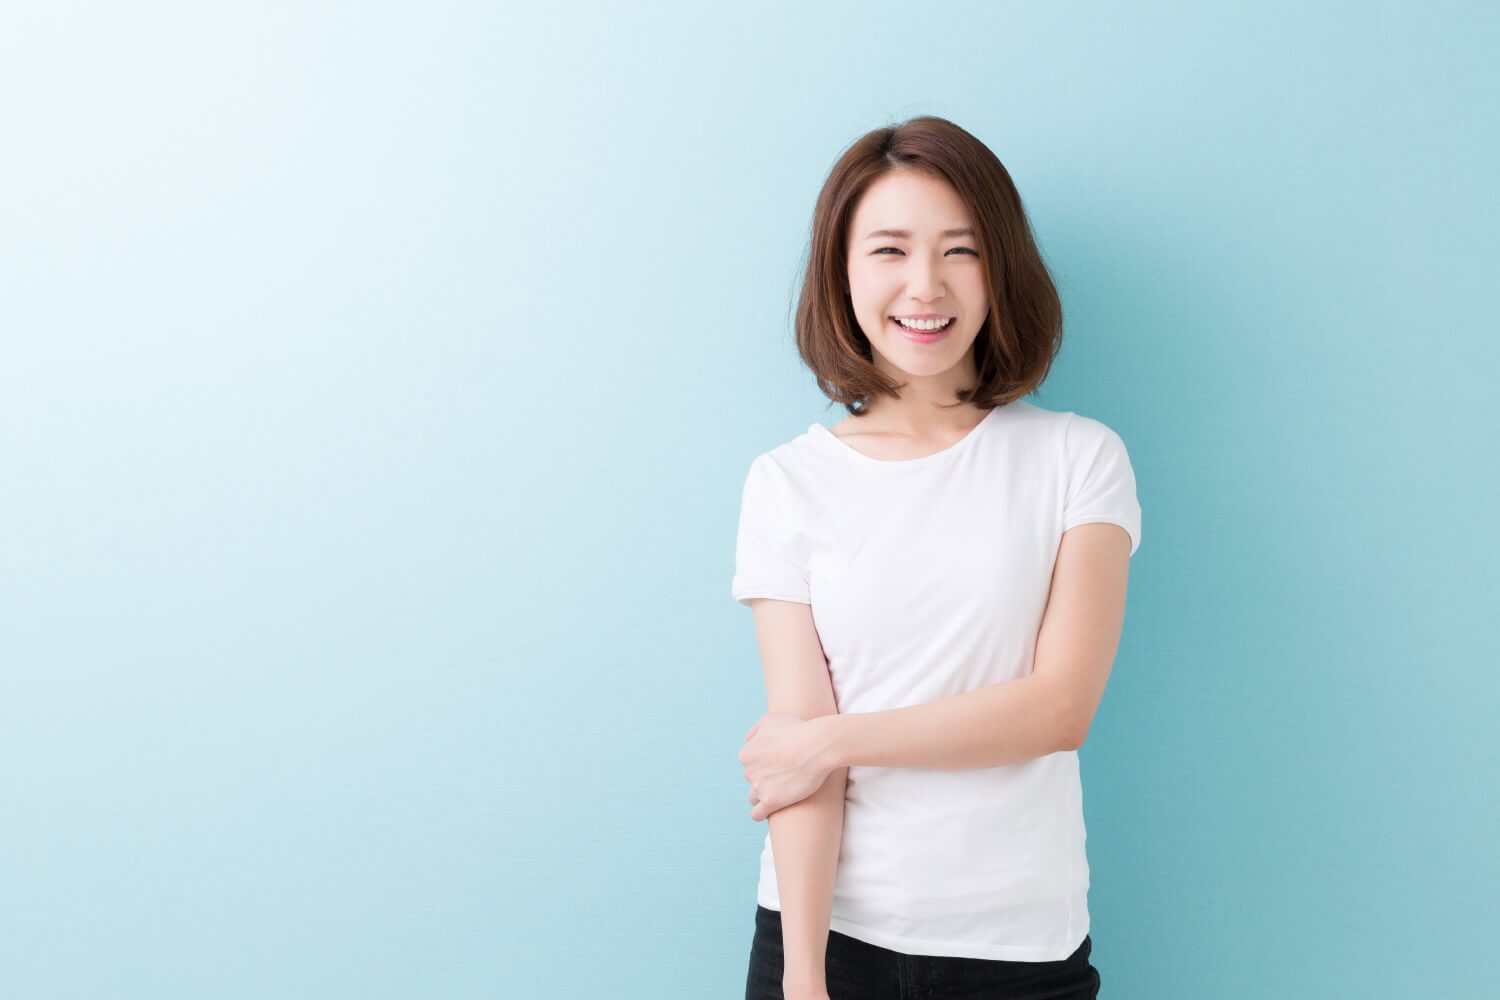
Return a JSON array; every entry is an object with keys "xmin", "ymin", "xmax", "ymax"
[{"xmin": 3, "ymin": 2, "xmax": 1495, "ymax": 997}]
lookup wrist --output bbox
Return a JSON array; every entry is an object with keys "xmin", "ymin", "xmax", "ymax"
[{"xmin": 813, "ymin": 713, "xmax": 847, "ymax": 772}]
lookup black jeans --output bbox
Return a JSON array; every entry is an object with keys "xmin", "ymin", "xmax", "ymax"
[{"xmin": 745, "ymin": 905, "xmax": 1101, "ymax": 1000}]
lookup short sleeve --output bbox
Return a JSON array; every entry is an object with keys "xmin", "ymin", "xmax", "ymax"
[
  {"xmin": 1061, "ymin": 413, "xmax": 1142, "ymax": 556},
  {"xmin": 731, "ymin": 455, "xmax": 812, "ymax": 607}
]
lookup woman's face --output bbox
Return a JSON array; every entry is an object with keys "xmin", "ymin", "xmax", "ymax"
[{"xmin": 845, "ymin": 170, "xmax": 990, "ymax": 384}]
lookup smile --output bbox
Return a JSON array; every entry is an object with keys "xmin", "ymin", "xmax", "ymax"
[{"xmin": 891, "ymin": 316, "xmax": 954, "ymax": 343}]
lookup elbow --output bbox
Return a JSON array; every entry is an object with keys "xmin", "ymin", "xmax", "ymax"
[
  {"xmin": 1056, "ymin": 709, "xmax": 1092, "ymax": 753},
  {"xmin": 1040, "ymin": 672, "xmax": 1104, "ymax": 752}
]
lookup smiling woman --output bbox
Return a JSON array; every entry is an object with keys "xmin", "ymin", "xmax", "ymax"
[{"xmin": 731, "ymin": 116, "xmax": 1137, "ymax": 1000}]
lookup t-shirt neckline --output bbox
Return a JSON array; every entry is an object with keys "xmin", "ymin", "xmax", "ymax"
[{"xmin": 808, "ymin": 405, "xmax": 1004, "ymax": 468}]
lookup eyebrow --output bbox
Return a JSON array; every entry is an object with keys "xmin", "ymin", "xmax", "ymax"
[{"xmin": 862, "ymin": 227, "xmax": 975, "ymax": 240}]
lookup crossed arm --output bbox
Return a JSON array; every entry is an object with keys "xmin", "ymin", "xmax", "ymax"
[{"xmin": 739, "ymin": 520, "xmax": 1133, "ymax": 822}]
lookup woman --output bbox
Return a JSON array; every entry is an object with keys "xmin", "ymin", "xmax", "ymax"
[{"xmin": 730, "ymin": 116, "xmax": 1140, "ymax": 1000}]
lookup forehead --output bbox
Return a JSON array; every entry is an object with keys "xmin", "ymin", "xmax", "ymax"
[{"xmin": 849, "ymin": 170, "xmax": 973, "ymax": 233}]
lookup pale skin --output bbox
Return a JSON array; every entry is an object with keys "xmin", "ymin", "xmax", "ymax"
[{"xmin": 738, "ymin": 169, "xmax": 1133, "ymax": 1000}]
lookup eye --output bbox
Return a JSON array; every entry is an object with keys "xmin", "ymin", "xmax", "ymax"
[{"xmin": 871, "ymin": 247, "xmax": 980, "ymax": 257}]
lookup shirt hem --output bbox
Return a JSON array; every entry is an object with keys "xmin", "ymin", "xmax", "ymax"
[
  {"xmin": 755, "ymin": 894, "xmax": 1091, "ymax": 962},
  {"xmin": 1060, "ymin": 514, "xmax": 1140, "ymax": 556},
  {"xmin": 734, "ymin": 588, "xmax": 811, "ymax": 606}
]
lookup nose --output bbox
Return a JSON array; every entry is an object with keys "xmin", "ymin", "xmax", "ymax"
[{"xmin": 906, "ymin": 257, "xmax": 945, "ymax": 303}]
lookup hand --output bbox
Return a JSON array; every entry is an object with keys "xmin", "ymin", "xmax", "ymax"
[{"xmin": 737, "ymin": 712, "xmax": 835, "ymax": 822}]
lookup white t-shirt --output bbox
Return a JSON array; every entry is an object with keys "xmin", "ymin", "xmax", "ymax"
[{"xmin": 730, "ymin": 398, "xmax": 1141, "ymax": 962}]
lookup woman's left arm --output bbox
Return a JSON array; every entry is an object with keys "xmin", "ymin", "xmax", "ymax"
[{"xmin": 741, "ymin": 523, "xmax": 1130, "ymax": 820}]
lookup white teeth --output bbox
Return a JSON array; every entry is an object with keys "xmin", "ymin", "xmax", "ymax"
[{"xmin": 894, "ymin": 317, "xmax": 952, "ymax": 331}]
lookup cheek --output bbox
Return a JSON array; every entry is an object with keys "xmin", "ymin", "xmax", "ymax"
[
  {"xmin": 845, "ymin": 265, "xmax": 869, "ymax": 298},
  {"xmin": 966, "ymin": 271, "xmax": 992, "ymax": 305},
  {"xmin": 848, "ymin": 268, "xmax": 894, "ymax": 313}
]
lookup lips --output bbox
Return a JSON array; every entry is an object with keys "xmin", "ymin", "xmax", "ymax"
[{"xmin": 892, "ymin": 317, "xmax": 952, "ymax": 343}]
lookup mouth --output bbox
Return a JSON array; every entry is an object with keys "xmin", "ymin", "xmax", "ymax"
[{"xmin": 890, "ymin": 316, "xmax": 954, "ymax": 343}]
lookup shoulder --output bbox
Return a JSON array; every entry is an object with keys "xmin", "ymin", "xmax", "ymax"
[
  {"xmin": 996, "ymin": 402, "xmax": 1134, "ymax": 470},
  {"xmin": 744, "ymin": 423, "xmax": 828, "ymax": 482},
  {"xmin": 736, "ymin": 429, "xmax": 832, "ymax": 522},
  {"xmin": 1004, "ymin": 399, "xmax": 1068, "ymax": 428},
  {"xmin": 1061, "ymin": 409, "xmax": 1131, "ymax": 454},
  {"xmin": 1007, "ymin": 401, "xmax": 1127, "ymax": 447},
  {"xmin": 990, "ymin": 398, "xmax": 1074, "ymax": 447}
]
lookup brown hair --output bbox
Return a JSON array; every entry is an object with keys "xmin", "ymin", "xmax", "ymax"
[{"xmin": 793, "ymin": 116, "xmax": 1063, "ymax": 416}]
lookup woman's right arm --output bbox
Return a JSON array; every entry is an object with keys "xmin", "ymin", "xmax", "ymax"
[{"xmin": 745, "ymin": 598, "xmax": 848, "ymax": 999}]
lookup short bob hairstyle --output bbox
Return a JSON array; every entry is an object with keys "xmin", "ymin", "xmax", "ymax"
[{"xmin": 794, "ymin": 116, "xmax": 1063, "ymax": 416}]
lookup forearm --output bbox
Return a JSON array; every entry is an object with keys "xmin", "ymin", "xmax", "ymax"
[
  {"xmin": 767, "ymin": 763, "xmax": 848, "ymax": 991},
  {"xmin": 821, "ymin": 675, "xmax": 1073, "ymax": 771}
]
